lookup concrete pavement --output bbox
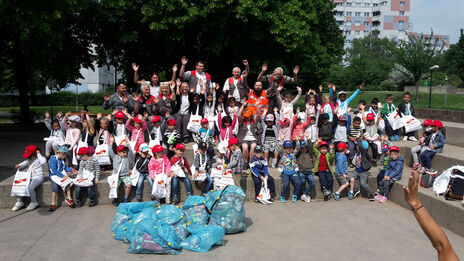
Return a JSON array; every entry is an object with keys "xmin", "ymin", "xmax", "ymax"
[{"xmin": 1, "ymin": 200, "xmax": 463, "ymax": 261}]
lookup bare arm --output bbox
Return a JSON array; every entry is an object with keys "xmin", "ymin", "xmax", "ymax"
[
  {"xmin": 291, "ymin": 65, "xmax": 299, "ymax": 82},
  {"xmin": 257, "ymin": 63, "xmax": 267, "ymax": 81},
  {"xmin": 132, "ymin": 63, "xmax": 144, "ymax": 85},
  {"xmin": 404, "ymin": 170, "xmax": 459, "ymax": 261},
  {"xmin": 179, "ymin": 56, "xmax": 187, "ymax": 80},
  {"xmin": 171, "ymin": 64, "xmax": 177, "ymax": 83}
]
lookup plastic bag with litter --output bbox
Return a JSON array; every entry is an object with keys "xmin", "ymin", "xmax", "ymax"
[
  {"xmin": 182, "ymin": 195, "xmax": 210, "ymax": 225},
  {"xmin": 181, "ymin": 224, "xmax": 225, "ymax": 252}
]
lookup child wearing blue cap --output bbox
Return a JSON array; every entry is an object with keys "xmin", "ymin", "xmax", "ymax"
[
  {"xmin": 48, "ymin": 146, "xmax": 76, "ymax": 211},
  {"xmin": 278, "ymin": 141, "xmax": 301, "ymax": 203}
]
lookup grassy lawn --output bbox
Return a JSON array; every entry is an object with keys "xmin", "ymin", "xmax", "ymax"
[{"xmin": 0, "ymin": 106, "xmax": 112, "ymax": 117}]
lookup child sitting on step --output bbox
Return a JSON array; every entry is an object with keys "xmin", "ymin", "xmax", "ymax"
[
  {"xmin": 313, "ymin": 139, "xmax": 335, "ymax": 201},
  {"xmin": 375, "ymin": 146, "xmax": 403, "ymax": 203},
  {"xmin": 278, "ymin": 141, "xmax": 301, "ymax": 203}
]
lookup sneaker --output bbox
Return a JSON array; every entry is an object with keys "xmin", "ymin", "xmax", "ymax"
[
  {"xmin": 420, "ymin": 167, "xmax": 426, "ymax": 173},
  {"xmin": 369, "ymin": 194, "xmax": 375, "ymax": 201},
  {"xmin": 395, "ymin": 135, "xmax": 401, "ymax": 141},
  {"xmin": 322, "ymin": 188, "xmax": 330, "ymax": 196},
  {"xmin": 427, "ymin": 169, "xmax": 438, "ymax": 175},
  {"xmin": 26, "ymin": 202, "xmax": 39, "ymax": 211},
  {"xmin": 372, "ymin": 160, "xmax": 377, "ymax": 167},
  {"xmin": 112, "ymin": 199, "xmax": 119, "ymax": 206},
  {"xmin": 379, "ymin": 196, "xmax": 387, "ymax": 203},
  {"xmin": 324, "ymin": 193, "xmax": 331, "ymax": 201},
  {"xmin": 389, "ymin": 136, "xmax": 395, "ymax": 141},
  {"xmin": 49, "ymin": 204, "xmax": 57, "ymax": 211},
  {"xmin": 243, "ymin": 164, "xmax": 249, "ymax": 170},
  {"xmin": 173, "ymin": 197, "xmax": 180, "ymax": 205},
  {"xmin": 280, "ymin": 196, "xmax": 286, "ymax": 203},
  {"xmin": 89, "ymin": 200, "xmax": 96, "ymax": 207},
  {"xmin": 136, "ymin": 194, "xmax": 142, "ymax": 201},
  {"xmin": 348, "ymin": 191, "xmax": 354, "ymax": 200},
  {"xmin": 353, "ymin": 190, "xmax": 360, "ymax": 199},
  {"xmin": 374, "ymin": 194, "xmax": 381, "ymax": 200},
  {"xmin": 409, "ymin": 136, "xmax": 418, "ymax": 142},
  {"xmin": 412, "ymin": 162, "xmax": 421, "ymax": 171},
  {"xmin": 254, "ymin": 197, "xmax": 259, "ymax": 203},
  {"xmin": 165, "ymin": 198, "xmax": 171, "ymax": 204},
  {"xmin": 12, "ymin": 201, "xmax": 24, "ymax": 211},
  {"xmin": 65, "ymin": 198, "xmax": 75, "ymax": 207},
  {"xmin": 75, "ymin": 199, "xmax": 82, "ymax": 208},
  {"xmin": 301, "ymin": 194, "xmax": 311, "ymax": 203},
  {"xmin": 268, "ymin": 196, "xmax": 274, "ymax": 203},
  {"xmin": 402, "ymin": 136, "xmax": 408, "ymax": 141},
  {"xmin": 333, "ymin": 192, "xmax": 340, "ymax": 201},
  {"xmin": 291, "ymin": 195, "xmax": 297, "ymax": 202},
  {"xmin": 349, "ymin": 164, "xmax": 355, "ymax": 168},
  {"xmin": 271, "ymin": 158, "xmax": 278, "ymax": 169}
]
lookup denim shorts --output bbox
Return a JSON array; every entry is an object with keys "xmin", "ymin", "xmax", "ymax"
[{"xmin": 51, "ymin": 179, "xmax": 62, "ymax": 192}]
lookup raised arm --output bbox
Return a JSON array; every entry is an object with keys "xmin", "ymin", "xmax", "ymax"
[
  {"xmin": 291, "ymin": 65, "xmax": 299, "ymax": 82},
  {"xmin": 291, "ymin": 86, "xmax": 302, "ymax": 106},
  {"xmin": 179, "ymin": 56, "xmax": 188, "ymax": 80},
  {"xmin": 171, "ymin": 64, "xmax": 178, "ymax": 83},
  {"xmin": 44, "ymin": 112, "xmax": 52, "ymax": 131},
  {"xmin": 132, "ymin": 63, "xmax": 143, "ymax": 85},
  {"xmin": 243, "ymin": 59, "xmax": 250, "ymax": 76},
  {"xmin": 257, "ymin": 63, "xmax": 267, "ymax": 81}
]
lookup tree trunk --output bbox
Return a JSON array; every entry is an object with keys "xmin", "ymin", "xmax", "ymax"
[{"xmin": 13, "ymin": 36, "xmax": 32, "ymax": 127}]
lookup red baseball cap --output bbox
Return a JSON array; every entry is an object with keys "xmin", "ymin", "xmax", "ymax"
[
  {"xmin": 423, "ymin": 119, "xmax": 433, "ymax": 126},
  {"xmin": 337, "ymin": 142, "xmax": 347, "ymax": 151},
  {"xmin": 433, "ymin": 120, "xmax": 443, "ymax": 128},
  {"xmin": 279, "ymin": 117, "xmax": 289, "ymax": 126},
  {"xmin": 175, "ymin": 143, "xmax": 186, "ymax": 150},
  {"xmin": 227, "ymin": 137, "xmax": 239, "ymax": 148},
  {"xmin": 22, "ymin": 145, "xmax": 37, "ymax": 158},
  {"xmin": 115, "ymin": 111, "xmax": 125, "ymax": 119},
  {"xmin": 200, "ymin": 118, "xmax": 209, "ymax": 124},
  {"xmin": 116, "ymin": 145, "xmax": 128, "ymax": 152},
  {"xmin": 389, "ymin": 146, "xmax": 400, "ymax": 152},
  {"xmin": 152, "ymin": 145, "xmax": 165, "ymax": 153},
  {"xmin": 318, "ymin": 141, "xmax": 329, "ymax": 148},
  {"xmin": 77, "ymin": 147, "xmax": 90, "ymax": 155},
  {"xmin": 168, "ymin": 119, "xmax": 176, "ymax": 126},
  {"xmin": 366, "ymin": 113, "xmax": 375, "ymax": 121},
  {"xmin": 152, "ymin": 115, "xmax": 161, "ymax": 122},
  {"xmin": 133, "ymin": 117, "xmax": 142, "ymax": 123}
]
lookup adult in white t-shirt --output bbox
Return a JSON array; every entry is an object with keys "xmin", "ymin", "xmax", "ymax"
[
  {"xmin": 223, "ymin": 60, "xmax": 250, "ymax": 104},
  {"xmin": 179, "ymin": 56, "xmax": 213, "ymax": 94},
  {"xmin": 132, "ymin": 62, "xmax": 177, "ymax": 97}
]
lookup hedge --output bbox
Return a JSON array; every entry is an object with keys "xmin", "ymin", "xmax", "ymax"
[{"xmin": 0, "ymin": 91, "xmax": 107, "ymax": 107}]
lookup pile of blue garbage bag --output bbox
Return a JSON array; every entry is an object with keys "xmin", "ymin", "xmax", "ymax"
[{"xmin": 110, "ymin": 185, "xmax": 247, "ymax": 254}]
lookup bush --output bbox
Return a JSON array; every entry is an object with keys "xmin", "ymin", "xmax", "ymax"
[
  {"xmin": 379, "ymin": 80, "xmax": 397, "ymax": 91},
  {"xmin": 0, "ymin": 91, "xmax": 107, "ymax": 107}
]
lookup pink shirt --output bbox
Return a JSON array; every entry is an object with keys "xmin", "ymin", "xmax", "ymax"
[
  {"xmin": 62, "ymin": 118, "xmax": 81, "ymax": 149},
  {"xmin": 126, "ymin": 119, "xmax": 147, "ymax": 147},
  {"xmin": 218, "ymin": 113, "xmax": 237, "ymax": 141},
  {"xmin": 148, "ymin": 155, "xmax": 171, "ymax": 179},
  {"xmin": 291, "ymin": 115, "xmax": 310, "ymax": 141}
]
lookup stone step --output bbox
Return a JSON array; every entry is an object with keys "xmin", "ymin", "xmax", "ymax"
[{"xmin": 417, "ymin": 118, "xmax": 464, "ymax": 147}]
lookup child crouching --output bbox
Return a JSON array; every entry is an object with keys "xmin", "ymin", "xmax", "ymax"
[
  {"xmin": 74, "ymin": 147, "xmax": 100, "ymax": 207},
  {"xmin": 250, "ymin": 145, "xmax": 276, "ymax": 203},
  {"xmin": 375, "ymin": 146, "xmax": 403, "ymax": 203}
]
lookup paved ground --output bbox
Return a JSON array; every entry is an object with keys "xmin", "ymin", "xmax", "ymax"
[{"xmin": 1, "ymin": 200, "xmax": 463, "ymax": 261}]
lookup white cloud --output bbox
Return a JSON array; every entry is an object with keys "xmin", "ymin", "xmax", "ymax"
[{"xmin": 410, "ymin": 0, "xmax": 464, "ymax": 43}]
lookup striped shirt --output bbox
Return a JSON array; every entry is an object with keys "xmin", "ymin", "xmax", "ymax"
[{"xmin": 78, "ymin": 157, "xmax": 101, "ymax": 180}]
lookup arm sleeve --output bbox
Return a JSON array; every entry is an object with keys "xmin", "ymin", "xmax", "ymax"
[
  {"xmin": 183, "ymin": 71, "xmax": 191, "ymax": 80},
  {"xmin": 125, "ymin": 119, "xmax": 134, "ymax": 132},
  {"xmin": 49, "ymin": 157, "xmax": 65, "ymax": 177},
  {"xmin": 184, "ymin": 157, "xmax": 192, "ymax": 176},
  {"xmin": 18, "ymin": 160, "xmax": 28, "ymax": 169},
  {"xmin": 346, "ymin": 88, "xmax": 360, "ymax": 106},
  {"xmin": 227, "ymin": 154, "xmax": 238, "ymax": 170},
  {"xmin": 194, "ymin": 154, "xmax": 200, "ymax": 171},
  {"xmin": 62, "ymin": 117, "xmax": 69, "ymax": 131},
  {"xmin": 94, "ymin": 158, "xmax": 101, "ymax": 180},
  {"xmin": 45, "ymin": 119, "xmax": 53, "ymax": 131}
]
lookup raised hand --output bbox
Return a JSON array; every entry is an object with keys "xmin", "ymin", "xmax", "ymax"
[
  {"xmin": 181, "ymin": 56, "xmax": 188, "ymax": 65},
  {"xmin": 215, "ymin": 82, "xmax": 220, "ymax": 91},
  {"xmin": 319, "ymin": 85, "xmax": 323, "ymax": 93},
  {"xmin": 317, "ymin": 104, "xmax": 322, "ymax": 111},
  {"xmin": 170, "ymin": 82, "xmax": 176, "ymax": 91},
  {"xmin": 360, "ymin": 82, "xmax": 365, "ymax": 90},
  {"xmin": 103, "ymin": 94, "xmax": 110, "ymax": 102},
  {"xmin": 403, "ymin": 170, "xmax": 420, "ymax": 208},
  {"xmin": 296, "ymin": 107, "xmax": 300, "ymax": 113},
  {"xmin": 261, "ymin": 63, "xmax": 268, "ymax": 72},
  {"xmin": 96, "ymin": 113, "xmax": 102, "ymax": 119},
  {"xmin": 242, "ymin": 59, "xmax": 248, "ymax": 66},
  {"xmin": 132, "ymin": 93, "xmax": 139, "ymax": 101},
  {"xmin": 122, "ymin": 108, "xmax": 128, "ymax": 114},
  {"xmin": 131, "ymin": 63, "xmax": 139, "ymax": 71},
  {"xmin": 277, "ymin": 85, "xmax": 284, "ymax": 92},
  {"xmin": 56, "ymin": 111, "xmax": 63, "ymax": 119},
  {"xmin": 296, "ymin": 86, "xmax": 302, "ymax": 93},
  {"xmin": 176, "ymin": 78, "xmax": 182, "ymax": 87},
  {"xmin": 242, "ymin": 97, "xmax": 248, "ymax": 106},
  {"xmin": 65, "ymin": 112, "xmax": 71, "ymax": 118},
  {"xmin": 273, "ymin": 107, "xmax": 279, "ymax": 113},
  {"xmin": 154, "ymin": 96, "xmax": 161, "ymax": 104},
  {"xmin": 359, "ymin": 103, "xmax": 366, "ymax": 111},
  {"xmin": 293, "ymin": 65, "xmax": 300, "ymax": 75},
  {"xmin": 242, "ymin": 70, "xmax": 248, "ymax": 78},
  {"xmin": 172, "ymin": 64, "xmax": 178, "ymax": 72},
  {"xmin": 45, "ymin": 111, "xmax": 50, "ymax": 119}
]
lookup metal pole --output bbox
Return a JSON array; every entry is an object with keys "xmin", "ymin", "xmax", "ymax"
[
  {"xmin": 50, "ymin": 88, "xmax": 53, "ymax": 120},
  {"xmin": 75, "ymin": 85, "xmax": 79, "ymax": 112},
  {"xmin": 428, "ymin": 70, "xmax": 432, "ymax": 109},
  {"xmin": 444, "ymin": 76, "xmax": 448, "ymax": 110}
]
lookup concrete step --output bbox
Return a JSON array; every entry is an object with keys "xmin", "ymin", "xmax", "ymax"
[{"xmin": 417, "ymin": 118, "xmax": 464, "ymax": 147}]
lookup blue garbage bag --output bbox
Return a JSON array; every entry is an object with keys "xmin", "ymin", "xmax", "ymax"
[
  {"xmin": 155, "ymin": 205, "xmax": 189, "ymax": 240},
  {"xmin": 110, "ymin": 201, "xmax": 157, "ymax": 232},
  {"xmin": 182, "ymin": 195, "xmax": 209, "ymax": 225},
  {"xmin": 181, "ymin": 224, "xmax": 225, "ymax": 252},
  {"xmin": 127, "ymin": 219, "xmax": 180, "ymax": 255},
  {"xmin": 113, "ymin": 207, "xmax": 157, "ymax": 243},
  {"xmin": 205, "ymin": 185, "xmax": 247, "ymax": 234},
  {"xmin": 110, "ymin": 212, "xmax": 131, "ymax": 233}
]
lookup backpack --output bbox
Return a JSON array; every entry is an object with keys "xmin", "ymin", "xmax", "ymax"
[
  {"xmin": 420, "ymin": 173, "xmax": 436, "ymax": 188},
  {"xmin": 445, "ymin": 169, "xmax": 464, "ymax": 200}
]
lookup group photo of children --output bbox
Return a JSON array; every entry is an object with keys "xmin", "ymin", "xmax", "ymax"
[{"xmin": 10, "ymin": 57, "xmax": 447, "ymax": 211}]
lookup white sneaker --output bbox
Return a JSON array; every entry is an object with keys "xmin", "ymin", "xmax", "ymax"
[
  {"xmin": 408, "ymin": 136, "xmax": 418, "ymax": 142},
  {"xmin": 420, "ymin": 167, "xmax": 426, "ymax": 173},
  {"xmin": 301, "ymin": 194, "xmax": 311, "ymax": 203},
  {"xmin": 12, "ymin": 201, "xmax": 24, "ymax": 211},
  {"xmin": 26, "ymin": 203, "xmax": 39, "ymax": 211},
  {"xmin": 271, "ymin": 158, "xmax": 277, "ymax": 169},
  {"xmin": 402, "ymin": 136, "xmax": 408, "ymax": 141}
]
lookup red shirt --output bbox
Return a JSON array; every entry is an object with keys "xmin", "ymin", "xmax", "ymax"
[
  {"xmin": 318, "ymin": 154, "xmax": 329, "ymax": 171},
  {"xmin": 170, "ymin": 156, "xmax": 192, "ymax": 176}
]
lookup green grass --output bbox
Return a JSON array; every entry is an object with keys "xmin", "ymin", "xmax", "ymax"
[
  {"xmin": 0, "ymin": 106, "xmax": 112, "ymax": 116},
  {"xmin": 295, "ymin": 91, "xmax": 464, "ymax": 111}
]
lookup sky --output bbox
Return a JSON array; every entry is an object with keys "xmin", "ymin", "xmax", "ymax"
[{"xmin": 410, "ymin": 0, "xmax": 464, "ymax": 44}]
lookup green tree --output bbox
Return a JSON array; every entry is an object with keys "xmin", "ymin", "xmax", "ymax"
[
  {"xmin": 442, "ymin": 30, "xmax": 464, "ymax": 87},
  {"xmin": 0, "ymin": 0, "xmax": 97, "ymax": 124},
  {"xmin": 94, "ymin": 0, "xmax": 344, "ymax": 90}
]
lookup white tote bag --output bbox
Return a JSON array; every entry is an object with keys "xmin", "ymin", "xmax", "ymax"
[
  {"xmin": 187, "ymin": 105, "xmax": 202, "ymax": 134},
  {"xmin": 128, "ymin": 130, "xmax": 141, "ymax": 154},
  {"xmin": 50, "ymin": 170, "xmax": 74, "ymax": 191},
  {"xmin": 129, "ymin": 158, "xmax": 147, "ymax": 186},
  {"xmin": 72, "ymin": 169, "xmax": 95, "ymax": 187},
  {"xmin": 171, "ymin": 158, "xmax": 186, "ymax": 178},
  {"xmin": 108, "ymin": 163, "xmax": 123, "ymax": 199},
  {"xmin": 401, "ymin": 113, "xmax": 421, "ymax": 133},
  {"xmin": 257, "ymin": 179, "xmax": 272, "ymax": 204},
  {"xmin": 151, "ymin": 160, "xmax": 167, "ymax": 198},
  {"xmin": 94, "ymin": 144, "xmax": 111, "ymax": 165},
  {"xmin": 377, "ymin": 119, "xmax": 385, "ymax": 133},
  {"xmin": 192, "ymin": 153, "xmax": 207, "ymax": 181},
  {"xmin": 387, "ymin": 111, "xmax": 404, "ymax": 130},
  {"xmin": 11, "ymin": 168, "xmax": 32, "ymax": 197}
]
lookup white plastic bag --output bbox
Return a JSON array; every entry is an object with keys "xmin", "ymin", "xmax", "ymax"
[
  {"xmin": 108, "ymin": 163, "xmax": 123, "ymax": 199},
  {"xmin": 128, "ymin": 130, "xmax": 142, "ymax": 154},
  {"xmin": 257, "ymin": 179, "xmax": 272, "ymax": 204},
  {"xmin": 51, "ymin": 171, "xmax": 74, "ymax": 191},
  {"xmin": 152, "ymin": 173, "xmax": 168, "ymax": 198},
  {"xmin": 187, "ymin": 114, "xmax": 202, "ymax": 134},
  {"xmin": 401, "ymin": 114, "xmax": 421, "ymax": 133},
  {"xmin": 94, "ymin": 144, "xmax": 111, "ymax": 165},
  {"xmin": 377, "ymin": 119, "xmax": 385, "ymax": 132},
  {"xmin": 387, "ymin": 111, "xmax": 404, "ymax": 130},
  {"xmin": 11, "ymin": 169, "xmax": 31, "ymax": 197},
  {"xmin": 72, "ymin": 169, "xmax": 94, "ymax": 187},
  {"xmin": 171, "ymin": 161, "xmax": 186, "ymax": 178},
  {"xmin": 129, "ymin": 165, "xmax": 140, "ymax": 187}
]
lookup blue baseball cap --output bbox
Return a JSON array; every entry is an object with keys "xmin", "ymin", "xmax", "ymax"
[
  {"xmin": 57, "ymin": 146, "xmax": 69, "ymax": 153},
  {"xmin": 283, "ymin": 141, "xmax": 293, "ymax": 148}
]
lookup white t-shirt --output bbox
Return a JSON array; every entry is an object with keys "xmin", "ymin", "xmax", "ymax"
[
  {"xmin": 243, "ymin": 124, "xmax": 256, "ymax": 141},
  {"xmin": 224, "ymin": 78, "xmax": 241, "ymax": 101},
  {"xmin": 179, "ymin": 94, "xmax": 189, "ymax": 114},
  {"xmin": 184, "ymin": 71, "xmax": 207, "ymax": 94}
]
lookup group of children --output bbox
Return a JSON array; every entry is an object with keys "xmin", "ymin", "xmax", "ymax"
[{"xmin": 11, "ymin": 82, "xmax": 447, "ymax": 211}]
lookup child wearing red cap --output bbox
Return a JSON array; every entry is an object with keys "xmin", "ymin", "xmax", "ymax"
[
  {"xmin": 411, "ymin": 119, "xmax": 434, "ymax": 169},
  {"xmin": 125, "ymin": 113, "xmax": 147, "ymax": 153},
  {"xmin": 11, "ymin": 145, "xmax": 46, "ymax": 211},
  {"xmin": 163, "ymin": 118, "xmax": 181, "ymax": 158},
  {"xmin": 74, "ymin": 147, "xmax": 100, "ymax": 207},
  {"xmin": 194, "ymin": 118, "xmax": 214, "ymax": 159},
  {"xmin": 170, "ymin": 143, "xmax": 193, "ymax": 204},
  {"xmin": 361, "ymin": 105, "xmax": 381, "ymax": 166},
  {"xmin": 108, "ymin": 137, "xmax": 133, "ymax": 205},
  {"xmin": 148, "ymin": 145, "xmax": 173, "ymax": 203},
  {"xmin": 420, "ymin": 120, "xmax": 446, "ymax": 175},
  {"xmin": 147, "ymin": 115, "xmax": 164, "ymax": 147},
  {"xmin": 333, "ymin": 142, "xmax": 355, "ymax": 200},
  {"xmin": 375, "ymin": 146, "xmax": 403, "ymax": 203},
  {"xmin": 313, "ymin": 139, "xmax": 335, "ymax": 201},
  {"xmin": 111, "ymin": 110, "xmax": 128, "ymax": 138}
]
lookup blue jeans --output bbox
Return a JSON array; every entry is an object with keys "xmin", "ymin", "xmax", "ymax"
[
  {"xmin": 251, "ymin": 174, "xmax": 276, "ymax": 197},
  {"xmin": 420, "ymin": 150, "xmax": 436, "ymax": 169},
  {"xmin": 196, "ymin": 173, "xmax": 213, "ymax": 194},
  {"xmin": 281, "ymin": 173, "xmax": 301, "ymax": 197},
  {"xmin": 317, "ymin": 171, "xmax": 334, "ymax": 192},
  {"xmin": 172, "ymin": 176, "xmax": 193, "ymax": 199},
  {"xmin": 75, "ymin": 185, "xmax": 95, "ymax": 200},
  {"xmin": 377, "ymin": 170, "xmax": 385, "ymax": 187},
  {"xmin": 298, "ymin": 171, "xmax": 315, "ymax": 195},
  {"xmin": 136, "ymin": 173, "xmax": 153, "ymax": 196}
]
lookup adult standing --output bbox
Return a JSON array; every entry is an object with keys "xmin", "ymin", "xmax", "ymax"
[
  {"xmin": 174, "ymin": 79, "xmax": 194, "ymax": 142},
  {"xmin": 257, "ymin": 64, "xmax": 299, "ymax": 111},
  {"xmin": 223, "ymin": 60, "xmax": 250, "ymax": 104},
  {"xmin": 179, "ymin": 56, "xmax": 213, "ymax": 94},
  {"xmin": 103, "ymin": 82, "xmax": 135, "ymax": 113},
  {"xmin": 132, "ymin": 63, "xmax": 177, "ymax": 97}
]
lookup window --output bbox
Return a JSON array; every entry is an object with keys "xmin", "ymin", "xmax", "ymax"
[
  {"xmin": 355, "ymin": 21, "xmax": 361, "ymax": 26},
  {"xmin": 364, "ymin": 3, "xmax": 370, "ymax": 7},
  {"xmin": 355, "ymin": 12, "xmax": 361, "ymax": 16},
  {"xmin": 399, "ymin": 20, "xmax": 405, "ymax": 25},
  {"xmin": 363, "ymin": 21, "xmax": 369, "ymax": 26},
  {"xmin": 346, "ymin": 2, "xmax": 352, "ymax": 7},
  {"xmin": 346, "ymin": 21, "xmax": 352, "ymax": 26},
  {"xmin": 364, "ymin": 30, "xmax": 369, "ymax": 34},
  {"xmin": 346, "ymin": 11, "xmax": 352, "ymax": 16},
  {"xmin": 355, "ymin": 2, "xmax": 361, "ymax": 7},
  {"xmin": 364, "ymin": 12, "xmax": 370, "ymax": 16},
  {"xmin": 336, "ymin": 21, "xmax": 344, "ymax": 25},
  {"xmin": 355, "ymin": 31, "xmax": 360, "ymax": 35},
  {"xmin": 336, "ymin": 3, "xmax": 343, "ymax": 7},
  {"xmin": 400, "ymin": 1, "xmax": 405, "ymax": 6},
  {"xmin": 399, "ymin": 11, "xmax": 405, "ymax": 16},
  {"xmin": 346, "ymin": 30, "xmax": 351, "ymax": 35},
  {"xmin": 373, "ymin": 3, "xmax": 379, "ymax": 7},
  {"xmin": 336, "ymin": 11, "xmax": 343, "ymax": 16}
]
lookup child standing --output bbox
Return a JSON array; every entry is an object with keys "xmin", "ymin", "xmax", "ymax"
[
  {"xmin": 193, "ymin": 142, "xmax": 214, "ymax": 195},
  {"xmin": 313, "ymin": 140, "xmax": 335, "ymax": 201},
  {"xmin": 12, "ymin": 145, "xmax": 46, "ymax": 211},
  {"xmin": 398, "ymin": 92, "xmax": 418, "ymax": 141},
  {"xmin": 261, "ymin": 113, "xmax": 279, "ymax": 168},
  {"xmin": 295, "ymin": 141, "xmax": 315, "ymax": 203},
  {"xmin": 62, "ymin": 113, "xmax": 81, "ymax": 167},
  {"xmin": 250, "ymin": 145, "xmax": 276, "ymax": 203},
  {"xmin": 149, "ymin": 145, "xmax": 173, "ymax": 203},
  {"xmin": 163, "ymin": 118, "xmax": 181, "ymax": 157},
  {"xmin": 44, "ymin": 112, "xmax": 66, "ymax": 158},
  {"xmin": 278, "ymin": 141, "xmax": 301, "ymax": 203},
  {"xmin": 227, "ymin": 138, "xmax": 246, "ymax": 192},
  {"xmin": 48, "ymin": 146, "xmax": 76, "ymax": 211},
  {"xmin": 420, "ymin": 120, "xmax": 445, "ymax": 175},
  {"xmin": 74, "ymin": 147, "xmax": 100, "ymax": 207},
  {"xmin": 375, "ymin": 146, "xmax": 403, "ymax": 203},
  {"xmin": 333, "ymin": 143, "xmax": 355, "ymax": 200},
  {"xmin": 108, "ymin": 139, "xmax": 133, "ymax": 205},
  {"xmin": 170, "ymin": 143, "xmax": 193, "ymax": 204},
  {"xmin": 135, "ymin": 143, "xmax": 152, "ymax": 201},
  {"xmin": 351, "ymin": 137, "xmax": 375, "ymax": 201}
]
